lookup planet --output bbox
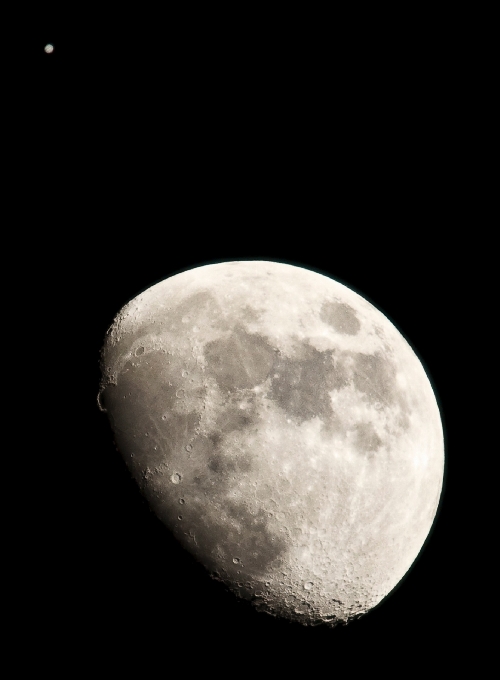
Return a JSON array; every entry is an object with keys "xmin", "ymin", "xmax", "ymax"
[
  {"xmin": 44, "ymin": 44, "xmax": 54, "ymax": 54},
  {"xmin": 98, "ymin": 260, "xmax": 444, "ymax": 626}
]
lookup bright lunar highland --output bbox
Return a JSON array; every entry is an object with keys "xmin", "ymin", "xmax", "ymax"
[{"xmin": 98, "ymin": 261, "xmax": 444, "ymax": 626}]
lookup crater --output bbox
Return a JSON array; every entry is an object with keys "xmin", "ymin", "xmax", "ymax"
[{"xmin": 320, "ymin": 301, "xmax": 361, "ymax": 335}]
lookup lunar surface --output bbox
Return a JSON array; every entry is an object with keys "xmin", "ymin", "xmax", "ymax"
[{"xmin": 98, "ymin": 261, "xmax": 444, "ymax": 626}]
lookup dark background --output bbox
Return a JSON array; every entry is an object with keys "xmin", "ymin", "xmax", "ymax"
[{"xmin": 29, "ymin": 7, "xmax": 482, "ymax": 673}]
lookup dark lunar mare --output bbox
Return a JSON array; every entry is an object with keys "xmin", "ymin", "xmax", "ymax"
[
  {"xmin": 320, "ymin": 300, "xmax": 361, "ymax": 336},
  {"xmin": 269, "ymin": 342, "xmax": 348, "ymax": 426}
]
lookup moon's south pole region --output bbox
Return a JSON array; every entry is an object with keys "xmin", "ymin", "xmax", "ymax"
[{"xmin": 98, "ymin": 261, "xmax": 444, "ymax": 626}]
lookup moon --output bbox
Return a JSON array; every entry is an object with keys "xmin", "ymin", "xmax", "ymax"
[{"xmin": 98, "ymin": 261, "xmax": 444, "ymax": 626}]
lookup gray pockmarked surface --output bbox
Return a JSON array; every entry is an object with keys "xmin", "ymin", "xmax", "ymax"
[{"xmin": 98, "ymin": 261, "xmax": 444, "ymax": 626}]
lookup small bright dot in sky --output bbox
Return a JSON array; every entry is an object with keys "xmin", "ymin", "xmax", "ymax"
[{"xmin": 44, "ymin": 44, "xmax": 54, "ymax": 54}]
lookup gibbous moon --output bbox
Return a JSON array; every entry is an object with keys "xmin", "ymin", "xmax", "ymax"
[{"xmin": 98, "ymin": 261, "xmax": 444, "ymax": 626}]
